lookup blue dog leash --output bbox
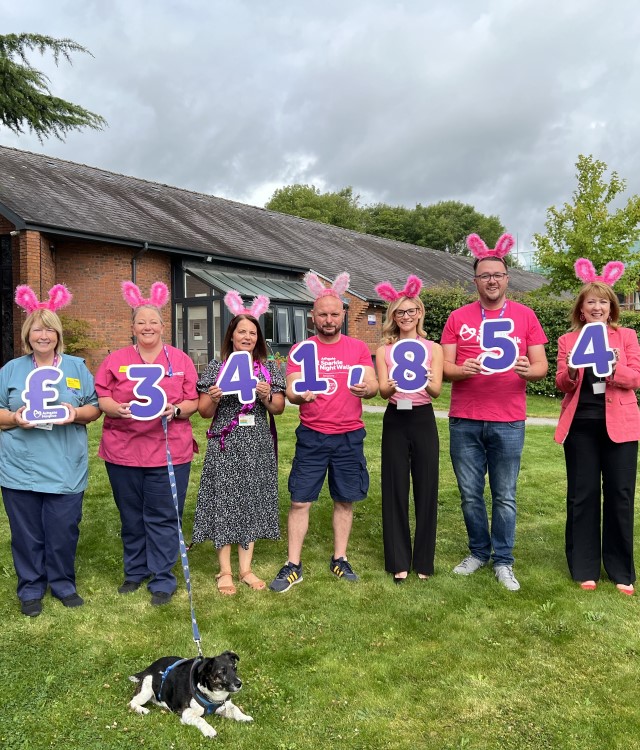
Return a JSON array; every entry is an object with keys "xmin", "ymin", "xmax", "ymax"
[{"xmin": 162, "ymin": 415, "xmax": 203, "ymax": 657}]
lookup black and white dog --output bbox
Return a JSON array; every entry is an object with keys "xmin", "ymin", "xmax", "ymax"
[{"xmin": 129, "ymin": 651, "xmax": 252, "ymax": 739}]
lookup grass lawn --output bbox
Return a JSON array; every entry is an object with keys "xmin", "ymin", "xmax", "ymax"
[{"xmin": 1, "ymin": 407, "xmax": 639, "ymax": 749}]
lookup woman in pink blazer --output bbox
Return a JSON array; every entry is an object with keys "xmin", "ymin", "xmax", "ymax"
[{"xmin": 555, "ymin": 267, "xmax": 640, "ymax": 595}]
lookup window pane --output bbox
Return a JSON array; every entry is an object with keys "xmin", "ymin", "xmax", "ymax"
[
  {"xmin": 277, "ymin": 308, "xmax": 291, "ymax": 343},
  {"xmin": 212, "ymin": 299, "xmax": 221, "ymax": 360},
  {"xmin": 185, "ymin": 273, "xmax": 211, "ymax": 297},
  {"xmin": 293, "ymin": 308, "xmax": 306, "ymax": 343},
  {"xmin": 263, "ymin": 309, "xmax": 274, "ymax": 341},
  {"xmin": 188, "ymin": 305, "xmax": 208, "ymax": 372}
]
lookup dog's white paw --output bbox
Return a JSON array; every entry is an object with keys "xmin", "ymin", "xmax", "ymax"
[
  {"xmin": 129, "ymin": 702, "xmax": 149, "ymax": 715},
  {"xmin": 200, "ymin": 723, "xmax": 217, "ymax": 739}
]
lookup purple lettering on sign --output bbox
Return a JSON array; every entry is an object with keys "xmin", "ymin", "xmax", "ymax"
[
  {"xmin": 478, "ymin": 318, "xmax": 518, "ymax": 374},
  {"xmin": 290, "ymin": 341, "xmax": 331, "ymax": 395},
  {"xmin": 127, "ymin": 363, "xmax": 167, "ymax": 420},
  {"xmin": 21, "ymin": 366, "xmax": 70, "ymax": 423},
  {"xmin": 389, "ymin": 339, "xmax": 428, "ymax": 393},
  {"xmin": 569, "ymin": 322, "xmax": 615, "ymax": 377},
  {"xmin": 216, "ymin": 350, "xmax": 259, "ymax": 404}
]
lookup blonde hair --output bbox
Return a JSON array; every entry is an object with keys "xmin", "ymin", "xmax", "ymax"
[
  {"xmin": 570, "ymin": 282, "xmax": 620, "ymax": 331},
  {"xmin": 380, "ymin": 296, "xmax": 426, "ymax": 345},
  {"xmin": 131, "ymin": 304, "xmax": 165, "ymax": 325},
  {"xmin": 22, "ymin": 309, "xmax": 64, "ymax": 355}
]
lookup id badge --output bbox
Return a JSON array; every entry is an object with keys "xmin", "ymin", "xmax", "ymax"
[
  {"xmin": 238, "ymin": 414, "xmax": 255, "ymax": 427},
  {"xmin": 592, "ymin": 381, "xmax": 606, "ymax": 395},
  {"xmin": 397, "ymin": 399, "xmax": 413, "ymax": 411},
  {"xmin": 34, "ymin": 422, "xmax": 54, "ymax": 431}
]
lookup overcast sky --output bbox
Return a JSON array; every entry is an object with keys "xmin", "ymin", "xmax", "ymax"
[{"xmin": 3, "ymin": 0, "xmax": 640, "ymax": 266}]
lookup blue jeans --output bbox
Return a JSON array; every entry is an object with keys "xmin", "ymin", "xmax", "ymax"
[{"xmin": 449, "ymin": 418, "xmax": 525, "ymax": 566}]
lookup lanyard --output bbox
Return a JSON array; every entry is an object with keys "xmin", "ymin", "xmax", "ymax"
[
  {"xmin": 480, "ymin": 300, "xmax": 507, "ymax": 320},
  {"xmin": 32, "ymin": 354, "xmax": 59, "ymax": 369},
  {"xmin": 134, "ymin": 344, "xmax": 173, "ymax": 377}
]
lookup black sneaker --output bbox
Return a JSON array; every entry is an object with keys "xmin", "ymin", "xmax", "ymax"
[
  {"xmin": 150, "ymin": 590, "xmax": 174, "ymax": 606},
  {"xmin": 118, "ymin": 580, "xmax": 143, "ymax": 594},
  {"xmin": 20, "ymin": 598, "xmax": 43, "ymax": 617},
  {"xmin": 330, "ymin": 556, "xmax": 358, "ymax": 582},
  {"xmin": 59, "ymin": 593, "xmax": 84, "ymax": 608},
  {"xmin": 269, "ymin": 561, "xmax": 303, "ymax": 593}
]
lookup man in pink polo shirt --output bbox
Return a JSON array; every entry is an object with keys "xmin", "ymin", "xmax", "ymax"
[
  {"xmin": 441, "ymin": 234, "xmax": 548, "ymax": 591},
  {"xmin": 269, "ymin": 274, "xmax": 378, "ymax": 593}
]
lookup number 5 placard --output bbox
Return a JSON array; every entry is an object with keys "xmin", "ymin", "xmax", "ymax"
[{"xmin": 478, "ymin": 318, "xmax": 518, "ymax": 374}]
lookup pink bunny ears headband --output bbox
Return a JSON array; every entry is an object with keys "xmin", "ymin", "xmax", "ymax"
[
  {"xmin": 375, "ymin": 275, "xmax": 423, "ymax": 302},
  {"xmin": 15, "ymin": 284, "xmax": 72, "ymax": 313},
  {"xmin": 466, "ymin": 233, "xmax": 514, "ymax": 260},
  {"xmin": 304, "ymin": 271, "xmax": 350, "ymax": 299},
  {"xmin": 121, "ymin": 281, "xmax": 169, "ymax": 309},
  {"xmin": 575, "ymin": 259, "xmax": 625, "ymax": 287},
  {"xmin": 224, "ymin": 290, "xmax": 270, "ymax": 318}
]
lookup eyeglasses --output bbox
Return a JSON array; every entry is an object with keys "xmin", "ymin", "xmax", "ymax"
[
  {"xmin": 394, "ymin": 307, "xmax": 419, "ymax": 318},
  {"xmin": 474, "ymin": 272, "xmax": 508, "ymax": 282}
]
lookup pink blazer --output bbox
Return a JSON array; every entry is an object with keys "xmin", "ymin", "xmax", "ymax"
[{"xmin": 555, "ymin": 326, "xmax": 640, "ymax": 444}]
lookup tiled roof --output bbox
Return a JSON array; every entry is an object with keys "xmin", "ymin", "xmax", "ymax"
[{"xmin": 0, "ymin": 146, "xmax": 547, "ymax": 298}]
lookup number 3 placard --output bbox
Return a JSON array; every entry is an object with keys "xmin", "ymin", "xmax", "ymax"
[{"xmin": 127, "ymin": 363, "xmax": 167, "ymax": 420}]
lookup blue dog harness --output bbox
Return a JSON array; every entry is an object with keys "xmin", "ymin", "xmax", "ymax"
[{"xmin": 157, "ymin": 658, "xmax": 226, "ymax": 716}]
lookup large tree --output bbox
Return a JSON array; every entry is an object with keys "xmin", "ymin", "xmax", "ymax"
[
  {"xmin": 533, "ymin": 155, "xmax": 640, "ymax": 294},
  {"xmin": 0, "ymin": 33, "xmax": 106, "ymax": 141},
  {"xmin": 266, "ymin": 184, "xmax": 363, "ymax": 231}
]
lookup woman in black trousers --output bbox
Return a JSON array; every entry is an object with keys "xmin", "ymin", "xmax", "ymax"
[{"xmin": 375, "ymin": 276, "xmax": 443, "ymax": 583}]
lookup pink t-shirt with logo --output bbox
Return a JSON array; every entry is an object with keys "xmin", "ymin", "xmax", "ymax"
[
  {"xmin": 95, "ymin": 345, "xmax": 198, "ymax": 467},
  {"xmin": 286, "ymin": 335, "xmax": 374, "ymax": 435},
  {"xmin": 384, "ymin": 338, "xmax": 433, "ymax": 406},
  {"xmin": 441, "ymin": 300, "xmax": 547, "ymax": 421}
]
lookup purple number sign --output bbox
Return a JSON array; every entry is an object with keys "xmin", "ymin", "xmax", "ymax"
[
  {"xmin": 348, "ymin": 365, "xmax": 365, "ymax": 387},
  {"xmin": 127, "ymin": 363, "xmax": 167, "ymax": 420},
  {"xmin": 389, "ymin": 339, "xmax": 428, "ymax": 393},
  {"xmin": 21, "ymin": 366, "xmax": 70, "ymax": 423},
  {"xmin": 569, "ymin": 322, "xmax": 615, "ymax": 377},
  {"xmin": 290, "ymin": 341, "xmax": 331, "ymax": 395},
  {"xmin": 216, "ymin": 351, "xmax": 259, "ymax": 404},
  {"xmin": 478, "ymin": 318, "xmax": 518, "ymax": 374}
]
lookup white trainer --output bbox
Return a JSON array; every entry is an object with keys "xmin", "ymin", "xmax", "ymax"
[
  {"xmin": 494, "ymin": 564, "xmax": 520, "ymax": 591},
  {"xmin": 453, "ymin": 555, "xmax": 487, "ymax": 575}
]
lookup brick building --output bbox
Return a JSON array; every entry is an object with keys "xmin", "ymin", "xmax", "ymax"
[{"xmin": 0, "ymin": 146, "xmax": 546, "ymax": 371}]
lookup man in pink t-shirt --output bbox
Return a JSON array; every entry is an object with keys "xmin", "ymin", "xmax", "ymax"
[
  {"xmin": 441, "ymin": 253, "xmax": 548, "ymax": 591},
  {"xmin": 269, "ymin": 292, "xmax": 378, "ymax": 593}
]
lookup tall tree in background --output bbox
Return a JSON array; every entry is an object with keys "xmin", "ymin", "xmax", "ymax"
[
  {"xmin": 266, "ymin": 184, "xmax": 363, "ymax": 231},
  {"xmin": 267, "ymin": 185, "xmax": 508, "ymax": 256},
  {"xmin": 533, "ymin": 155, "xmax": 640, "ymax": 294},
  {"xmin": 0, "ymin": 33, "xmax": 106, "ymax": 141}
]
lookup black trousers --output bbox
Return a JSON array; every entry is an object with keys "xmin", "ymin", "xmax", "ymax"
[
  {"xmin": 563, "ymin": 418, "xmax": 637, "ymax": 585},
  {"xmin": 381, "ymin": 403, "xmax": 439, "ymax": 575}
]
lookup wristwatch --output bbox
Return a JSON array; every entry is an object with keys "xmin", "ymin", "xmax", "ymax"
[{"xmin": 173, "ymin": 405, "xmax": 181, "ymax": 418}]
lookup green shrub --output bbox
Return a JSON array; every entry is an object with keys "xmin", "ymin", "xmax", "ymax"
[{"xmin": 59, "ymin": 314, "xmax": 106, "ymax": 355}]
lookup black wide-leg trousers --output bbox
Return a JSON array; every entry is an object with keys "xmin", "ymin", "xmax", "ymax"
[
  {"xmin": 381, "ymin": 403, "xmax": 439, "ymax": 576},
  {"xmin": 564, "ymin": 417, "xmax": 637, "ymax": 585}
]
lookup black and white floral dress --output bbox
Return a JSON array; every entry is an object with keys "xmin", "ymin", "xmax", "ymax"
[{"xmin": 192, "ymin": 359, "xmax": 284, "ymax": 549}]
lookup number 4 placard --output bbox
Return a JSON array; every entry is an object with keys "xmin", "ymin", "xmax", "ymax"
[{"xmin": 569, "ymin": 322, "xmax": 615, "ymax": 377}]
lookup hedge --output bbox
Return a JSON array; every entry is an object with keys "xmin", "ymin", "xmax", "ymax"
[{"xmin": 420, "ymin": 284, "xmax": 640, "ymax": 398}]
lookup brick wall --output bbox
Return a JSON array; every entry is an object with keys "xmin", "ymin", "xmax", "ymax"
[
  {"xmin": 8, "ymin": 231, "xmax": 172, "ymax": 372},
  {"xmin": 344, "ymin": 292, "xmax": 385, "ymax": 355}
]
